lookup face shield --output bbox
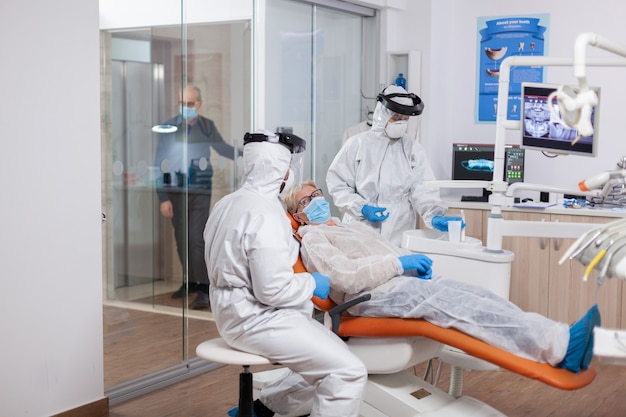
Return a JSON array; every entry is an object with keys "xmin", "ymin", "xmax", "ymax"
[
  {"xmin": 376, "ymin": 85, "xmax": 425, "ymax": 141},
  {"xmin": 377, "ymin": 88, "xmax": 424, "ymax": 117}
]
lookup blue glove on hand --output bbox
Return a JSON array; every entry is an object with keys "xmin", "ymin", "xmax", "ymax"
[
  {"xmin": 312, "ymin": 272, "xmax": 331, "ymax": 300},
  {"xmin": 399, "ymin": 254, "xmax": 433, "ymax": 280},
  {"xmin": 432, "ymin": 215, "xmax": 465, "ymax": 232},
  {"xmin": 361, "ymin": 205, "xmax": 389, "ymax": 222}
]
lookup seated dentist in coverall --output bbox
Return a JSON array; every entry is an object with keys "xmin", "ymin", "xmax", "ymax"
[
  {"xmin": 283, "ymin": 179, "xmax": 601, "ymax": 374},
  {"xmin": 326, "ymin": 84, "xmax": 461, "ymax": 246},
  {"xmin": 203, "ymin": 131, "xmax": 367, "ymax": 417}
]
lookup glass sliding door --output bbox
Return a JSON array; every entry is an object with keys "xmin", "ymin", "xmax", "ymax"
[
  {"xmin": 264, "ymin": 0, "xmax": 376, "ymax": 196},
  {"xmin": 100, "ymin": 14, "xmax": 251, "ymax": 403}
]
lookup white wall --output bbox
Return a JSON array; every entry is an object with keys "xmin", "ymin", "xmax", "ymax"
[
  {"xmin": 0, "ymin": 0, "xmax": 104, "ymax": 416},
  {"xmin": 99, "ymin": 0, "xmax": 252, "ymax": 29},
  {"xmin": 386, "ymin": 0, "xmax": 626, "ymax": 200}
]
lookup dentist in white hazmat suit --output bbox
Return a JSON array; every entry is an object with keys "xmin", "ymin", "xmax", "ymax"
[
  {"xmin": 327, "ymin": 85, "xmax": 460, "ymax": 246},
  {"xmin": 203, "ymin": 130, "xmax": 367, "ymax": 417}
]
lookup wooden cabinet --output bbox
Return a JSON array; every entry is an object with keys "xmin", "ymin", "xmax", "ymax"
[
  {"xmin": 490, "ymin": 211, "xmax": 624, "ymax": 329},
  {"xmin": 547, "ymin": 214, "xmax": 623, "ymax": 329},
  {"xmin": 497, "ymin": 211, "xmax": 552, "ymax": 318}
]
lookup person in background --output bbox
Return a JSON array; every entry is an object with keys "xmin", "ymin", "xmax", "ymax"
[
  {"xmin": 326, "ymin": 84, "xmax": 461, "ymax": 246},
  {"xmin": 283, "ymin": 180, "xmax": 600, "ymax": 374},
  {"xmin": 154, "ymin": 85, "xmax": 237, "ymax": 309},
  {"xmin": 203, "ymin": 131, "xmax": 367, "ymax": 417}
]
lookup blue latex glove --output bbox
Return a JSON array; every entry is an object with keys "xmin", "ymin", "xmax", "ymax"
[
  {"xmin": 361, "ymin": 205, "xmax": 389, "ymax": 222},
  {"xmin": 432, "ymin": 215, "xmax": 465, "ymax": 232},
  {"xmin": 399, "ymin": 254, "xmax": 433, "ymax": 279},
  {"xmin": 312, "ymin": 272, "xmax": 331, "ymax": 300}
]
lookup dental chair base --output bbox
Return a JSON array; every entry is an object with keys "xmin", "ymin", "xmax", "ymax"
[
  {"xmin": 252, "ymin": 362, "xmax": 505, "ymax": 417},
  {"xmin": 363, "ymin": 371, "xmax": 504, "ymax": 417}
]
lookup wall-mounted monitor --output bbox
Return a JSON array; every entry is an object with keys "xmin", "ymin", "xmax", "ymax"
[
  {"xmin": 521, "ymin": 82, "xmax": 600, "ymax": 157},
  {"xmin": 452, "ymin": 143, "xmax": 525, "ymax": 201}
]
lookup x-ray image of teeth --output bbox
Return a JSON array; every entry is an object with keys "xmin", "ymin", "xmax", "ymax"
[
  {"xmin": 524, "ymin": 98, "xmax": 551, "ymax": 137},
  {"xmin": 461, "ymin": 158, "xmax": 494, "ymax": 172},
  {"xmin": 550, "ymin": 122, "xmax": 579, "ymax": 140}
]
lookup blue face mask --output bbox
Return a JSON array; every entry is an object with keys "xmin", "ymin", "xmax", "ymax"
[
  {"xmin": 180, "ymin": 106, "xmax": 197, "ymax": 120},
  {"xmin": 303, "ymin": 197, "xmax": 331, "ymax": 224}
]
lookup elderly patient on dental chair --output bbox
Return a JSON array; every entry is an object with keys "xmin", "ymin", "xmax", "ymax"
[{"xmin": 284, "ymin": 180, "xmax": 601, "ymax": 374}]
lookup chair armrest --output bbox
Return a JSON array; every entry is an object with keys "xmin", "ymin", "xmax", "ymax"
[{"xmin": 327, "ymin": 294, "xmax": 372, "ymax": 334}]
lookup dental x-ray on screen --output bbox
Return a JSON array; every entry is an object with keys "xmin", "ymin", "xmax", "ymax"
[{"xmin": 521, "ymin": 82, "xmax": 600, "ymax": 157}]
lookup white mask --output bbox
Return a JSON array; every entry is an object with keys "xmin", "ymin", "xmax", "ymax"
[{"xmin": 384, "ymin": 120, "xmax": 408, "ymax": 139}]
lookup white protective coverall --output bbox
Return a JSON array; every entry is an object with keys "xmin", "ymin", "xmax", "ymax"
[
  {"xmin": 203, "ymin": 141, "xmax": 367, "ymax": 417},
  {"xmin": 326, "ymin": 85, "xmax": 447, "ymax": 246},
  {"xmin": 298, "ymin": 219, "xmax": 570, "ymax": 365}
]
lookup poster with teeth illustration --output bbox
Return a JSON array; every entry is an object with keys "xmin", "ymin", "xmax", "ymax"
[{"xmin": 477, "ymin": 15, "xmax": 548, "ymax": 122}]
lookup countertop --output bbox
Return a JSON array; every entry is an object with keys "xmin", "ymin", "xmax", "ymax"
[{"xmin": 445, "ymin": 199, "xmax": 626, "ymax": 218}]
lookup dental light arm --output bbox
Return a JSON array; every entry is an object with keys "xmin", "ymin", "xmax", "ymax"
[{"xmin": 550, "ymin": 33, "xmax": 626, "ymax": 138}]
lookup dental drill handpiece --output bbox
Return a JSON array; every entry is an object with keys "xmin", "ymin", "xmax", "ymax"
[
  {"xmin": 581, "ymin": 234, "xmax": 614, "ymax": 282},
  {"xmin": 561, "ymin": 228, "xmax": 603, "ymax": 264},
  {"xmin": 598, "ymin": 222, "xmax": 626, "ymax": 278},
  {"xmin": 563, "ymin": 218, "xmax": 626, "ymax": 265},
  {"xmin": 581, "ymin": 228, "xmax": 623, "ymax": 280}
]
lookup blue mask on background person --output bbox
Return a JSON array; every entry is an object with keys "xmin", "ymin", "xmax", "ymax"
[
  {"xmin": 180, "ymin": 106, "xmax": 197, "ymax": 120},
  {"xmin": 303, "ymin": 197, "xmax": 331, "ymax": 224}
]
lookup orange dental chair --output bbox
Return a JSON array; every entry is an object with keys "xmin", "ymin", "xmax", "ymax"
[
  {"xmin": 196, "ymin": 215, "xmax": 596, "ymax": 417},
  {"xmin": 288, "ymin": 214, "xmax": 596, "ymax": 416}
]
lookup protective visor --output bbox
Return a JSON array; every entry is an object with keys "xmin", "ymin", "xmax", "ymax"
[
  {"xmin": 377, "ymin": 92, "xmax": 424, "ymax": 116},
  {"xmin": 243, "ymin": 132, "xmax": 306, "ymax": 154}
]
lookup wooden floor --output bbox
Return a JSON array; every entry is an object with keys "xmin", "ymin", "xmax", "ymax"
[
  {"xmin": 106, "ymin": 307, "xmax": 626, "ymax": 417},
  {"xmin": 103, "ymin": 301, "xmax": 218, "ymax": 387}
]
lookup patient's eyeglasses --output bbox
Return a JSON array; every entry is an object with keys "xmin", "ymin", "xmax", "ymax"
[{"xmin": 298, "ymin": 189, "xmax": 323, "ymax": 208}]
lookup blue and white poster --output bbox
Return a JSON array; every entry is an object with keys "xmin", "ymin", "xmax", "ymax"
[{"xmin": 477, "ymin": 15, "xmax": 549, "ymax": 122}]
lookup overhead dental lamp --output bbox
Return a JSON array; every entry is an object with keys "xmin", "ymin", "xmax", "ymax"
[
  {"xmin": 548, "ymin": 32, "xmax": 626, "ymax": 142},
  {"xmin": 547, "ymin": 84, "xmax": 598, "ymax": 142}
]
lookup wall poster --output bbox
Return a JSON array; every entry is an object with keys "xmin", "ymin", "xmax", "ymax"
[{"xmin": 476, "ymin": 14, "xmax": 549, "ymax": 122}]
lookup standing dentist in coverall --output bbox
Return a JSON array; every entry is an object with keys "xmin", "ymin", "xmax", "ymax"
[
  {"xmin": 327, "ymin": 85, "xmax": 461, "ymax": 246},
  {"xmin": 203, "ymin": 130, "xmax": 367, "ymax": 417}
]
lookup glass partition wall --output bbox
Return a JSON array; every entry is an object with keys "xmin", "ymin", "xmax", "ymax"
[
  {"xmin": 264, "ymin": 0, "xmax": 373, "ymax": 197},
  {"xmin": 101, "ymin": 15, "xmax": 252, "ymax": 403},
  {"xmin": 101, "ymin": 0, "xmax": 376, "ymax": 406}
]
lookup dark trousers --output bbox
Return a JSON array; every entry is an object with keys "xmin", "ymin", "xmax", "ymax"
[{"xmin": 168, "ymin": 192, "xmax": 211, "ymax": 286}]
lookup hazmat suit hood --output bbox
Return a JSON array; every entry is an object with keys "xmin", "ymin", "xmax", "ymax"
[{"xmin": 241, "ymin": 141, "xmax": 292, "ymax": 198}]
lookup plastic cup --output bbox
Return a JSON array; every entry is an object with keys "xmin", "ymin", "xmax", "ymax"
[{"xmin": 447, "ymin": 220, "xmax": 462, "ymax": 243}]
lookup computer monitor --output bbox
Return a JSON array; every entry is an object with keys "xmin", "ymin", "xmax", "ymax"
[
  {"xmin": 521, "ymin": 82, "xmax": 600, "ymax": 157},
  {"xmin": 452, "ymin": 143, "xmax": 525, "ymax": 201}
]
